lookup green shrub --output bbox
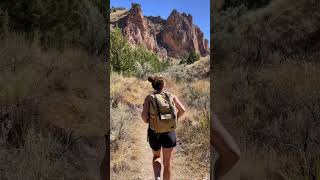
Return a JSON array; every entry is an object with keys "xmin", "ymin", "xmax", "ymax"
[
  {"xmin": 79, "ymin": 0, "xmax": 107, "ymax": 55},
  {"xmin": 132, "ymin": 46, "xmax": 169, "ymax": 73},
  {"xmin": 110, "ymin": 27, "xmax": 169, "ymax": 76},
  {"xmin": 131, "ymin": 3, "xmax": 141, "ymax": 9},
  {"xmin": 0, "ymin": 0, "xmax": 107, "ymax": 53},
  {"xmin": 110, "ymin": 27, "xmax": 135, "ymax": 75},
  {"xmin": 134, "ymin": 61, "xmax": 154, "ymax": 79},
  {"xmin": 180, "ymin": 51, "xmax": 200, "ymax": 65}
]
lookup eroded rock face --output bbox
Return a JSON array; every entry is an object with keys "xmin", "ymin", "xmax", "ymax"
[
  {"xmin": 112, "ymin": 3, "xmax": 209, "ymax": 59},
  {"xmin": 121, "ymin": 3, "xmax": 167, "ymax": 60},
  {"xmin": 122, "ymin": 4, "xmax": 152, "ymax": 50},
  {"xmin": 158, "ymin": 10, "xmax": 209, "ymax": 58}
]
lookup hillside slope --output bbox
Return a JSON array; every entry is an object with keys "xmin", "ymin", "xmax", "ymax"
[
  {"xmin": 0, "ymin": 36, "xmax": 107, "ymax": 180},
  {"xmin": 213, "ymin": 0, "xmax": 320, "ymax": 179}
]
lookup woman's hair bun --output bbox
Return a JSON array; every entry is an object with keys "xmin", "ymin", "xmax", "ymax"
[{"xmin": 147, "ymin": 76, "xmax": 154, "ymax": 82}]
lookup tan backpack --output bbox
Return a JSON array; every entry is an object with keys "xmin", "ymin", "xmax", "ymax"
[{"xmin": 148, "ymin": 91, "xmax": 177, "ymax": 133}]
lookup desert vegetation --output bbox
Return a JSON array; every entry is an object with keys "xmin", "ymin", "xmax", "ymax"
[
  {"xmin": 0, "ymin": 0, "xmax": 107, "ymax": 53},
  {"xmin": 213, "ymin": 0, "xmax": 320, "ymax": 179},
  {"xmin": 0, "ymin": 34, "xmax": 107, "ymax": 180},
  {"xmin": 180, "ymin": 51, "xmax": 201, "ymax": 65},
  {"xmin": 0, "ymin": 1, "xmax": 108, "ymax": 179},
  {"xmin": 110, "ymin": 8, "xmax": 210, "ymax": 178},
  {"xmin": 110, "ymin": 67, "xmax": 210, "ymax": 179},
  {"xmin": 110, "ymin": 27, "xmax": 170, "ymax": 77}
]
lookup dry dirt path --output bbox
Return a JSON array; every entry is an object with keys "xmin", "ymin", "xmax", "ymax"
[
  {"xmin": 129, "ymin": 118, "xmax": 154, "ymax": 180},
  {"xmin": 121, "ymin": 110, "xmax": 209, "ymax": 180},
  {"xmin": 111, "ymin": 75, "xmax": 209, "ymax": 180}
]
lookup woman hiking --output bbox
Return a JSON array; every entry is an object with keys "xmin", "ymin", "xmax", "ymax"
[
  {"xmin": 141, "ymin": 76, "xmax": 186, "ymax": 180},
  {"xmin": 211, "ymin": 113, "xmax": 240, "ymax": 179}
]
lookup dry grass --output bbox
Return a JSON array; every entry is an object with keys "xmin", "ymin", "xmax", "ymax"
[
  {"xmin": 0, "ymin": 34, "xmax": 107, "ymax": 179},
  {"xmin": 111, "ymin": 72, "xmax": 151, "ymax": 107},
  {"xmin": 163, "ymin": 56, "xmax": 210, "ymax": 83},
  {"xmin": 110, "ymin": 8, "xmax": 211, "ymax": 178},
  {"xmin": 213, "ymin": 0, "xmax": 320, "ymax": 178},
  {"xmin": 3, "ymin": 129, "xmax": 67, "ymax": 180},
  {"xmin": 110, "ymin": 68, "xmax": 210, "ymax": 179},
  {"xmin": 213, "ymin": 51, "xmax": 320, "ymax": 180}
]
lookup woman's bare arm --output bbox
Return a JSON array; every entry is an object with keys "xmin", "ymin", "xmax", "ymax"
[
  {"xmin": 211, "ymin": 113, "xmax": 240, "ymax": 179},
  {"xmin": 173, "ymin": 95, "xmax": 186, "ymax": 120},
  {"xmin": 141, "ymin": 95, "xmax": 150, "ymax": 123}
]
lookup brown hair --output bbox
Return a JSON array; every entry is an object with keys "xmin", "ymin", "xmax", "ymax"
[{"xmin": 148, "ymin": 76, "xmax": 165, "ymax": 91}]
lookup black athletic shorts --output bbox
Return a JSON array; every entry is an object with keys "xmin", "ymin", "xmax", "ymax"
[{"xmin": 147, "ymin": 128, "xmax": 176, "ymax": 151}]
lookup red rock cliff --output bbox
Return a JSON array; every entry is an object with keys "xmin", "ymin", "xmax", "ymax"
[
  {"xmin": 111, "ymin": 3, "xmax": 209, "ymax": 59},
  {"xmin": 158, "ymin": 9, "xmax": 209, "ymax": 58}
]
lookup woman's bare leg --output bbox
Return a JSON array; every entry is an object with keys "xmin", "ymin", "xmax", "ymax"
[
  {"xmin": 153, "ymin": 150, "xmax": 161, "ymax": 179},
  {"xmin": 211, "ymin": 114, "xmax": 240, "ymax": 179},
  {"xmin": 162, "ymin": 147, "xmax": 173, "ymax": 180}
]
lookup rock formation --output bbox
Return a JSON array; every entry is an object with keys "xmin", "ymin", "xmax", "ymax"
[
  {"xmin": 157, "ymin": 9, "xmax": 209, "ymax": 58},
  {"xmin": 110, "ymin": 3, "xmax": 209, "ymax": 59}
]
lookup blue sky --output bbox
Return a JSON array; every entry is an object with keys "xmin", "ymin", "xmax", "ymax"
[{"xmin": 110, "ymin": 0, "xmax": 210, "ymax": 41}]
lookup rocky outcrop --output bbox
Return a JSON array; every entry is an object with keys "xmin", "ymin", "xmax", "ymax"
[
  {"xmin": 111, "ymin": 3, "xmax": 209, "ymax": 59},
  {"xmin": 118, "ymin": 3, "xmax": 167, "ymax": 59},
  {"xmin": 158, "ymin": 10, "xmax": 209, "ymax": 58},
  {"xmin": 122, "ymin": 4, "xmax": 152, "ymax": 52}
]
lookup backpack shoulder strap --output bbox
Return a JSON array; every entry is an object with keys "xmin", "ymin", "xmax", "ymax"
[
  {"xmin": 165, "ymin": 91, "xmax": 173, "ymax": 97},
  {"xmin": 150, "ymin": 94, "xmax": 161, "ymax": 120},
  {"xmin": 149, "ymin": 94, "xmax": 157, "ymax": 110},
  {"xmin": 164, "ymin": 92, "xmax": 176, "ymax": 119},
  {"xmin": 164, "ymin": 92, "xmax": 174, "ymax": 105}
]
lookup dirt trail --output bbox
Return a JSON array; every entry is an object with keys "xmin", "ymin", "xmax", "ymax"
[
  {"xmin": 126, "ymin": 113, "xmax": 180, "ymax": 180},
  {"xmin": 123, "ymin": 110, "xmax": 210, "ymax": 180},
  {"xmin": 123, "ymin": 110, "xmax": 208, "ymax": 180},
  {"xmin": 129, "ymin": 118, "xmax": 154, "ymax": 180},
  {"xmin": 111, "ymin": 75, "xmax": 209, "ymax": 180}
]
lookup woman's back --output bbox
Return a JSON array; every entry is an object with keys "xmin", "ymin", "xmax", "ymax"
[{"xmin": 141, "ymin": 76, "xmax": 186, "ymax": 180}]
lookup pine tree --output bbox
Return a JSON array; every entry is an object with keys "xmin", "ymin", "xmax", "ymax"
[{"xmin": 110, "ymin": 27, "xmax": 134, "ymax": 75}]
